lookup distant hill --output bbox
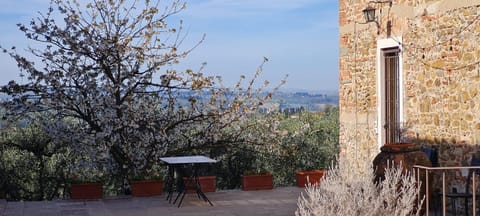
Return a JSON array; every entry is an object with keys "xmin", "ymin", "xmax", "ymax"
[
  {"xmin": 271, "ymin": 91, "xmax": 338, "ymax": 112},
  {"xmin": 0, "ymin": 90, "xmax": 338, "ymax": 113}
]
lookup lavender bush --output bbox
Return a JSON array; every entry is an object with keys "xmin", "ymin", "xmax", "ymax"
[{"xmin": 296, "ymin": 156, "xmax": 424, "ymax": 216}]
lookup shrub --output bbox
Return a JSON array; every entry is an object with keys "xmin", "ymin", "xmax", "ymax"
[
  {"xmin": 0, "ymin": 120, "xmax": 71, "ymax": 200},
  {"xmin": 296, "ymin": 157, "xmax": 423, "ymax": 216},
  {"xmin": 270, "ymin": 109, "xmax": 339, "ymax": 186}
]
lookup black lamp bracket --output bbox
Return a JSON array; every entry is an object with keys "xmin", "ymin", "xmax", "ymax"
[{"xmin": 362, "ymin": 0, "xmax": 393, "ymax": 34}]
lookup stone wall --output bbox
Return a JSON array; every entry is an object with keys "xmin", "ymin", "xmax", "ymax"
[{"xmin": 339, "ymin": 0, "xmax": 480, "ymax": 166}]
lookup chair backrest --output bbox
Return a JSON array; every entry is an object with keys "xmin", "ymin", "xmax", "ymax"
[
  {"xmin": 465, "ymin": 155, "xmax": 480, "ymax": 193},
  {"xmin": 421, "ymin": 146, "xmax": 439, "ymax": 167}
]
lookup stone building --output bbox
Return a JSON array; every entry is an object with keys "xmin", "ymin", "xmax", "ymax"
[{"xmin": 339, "ymin": 0, "xmax": 480, "ymax": 165}]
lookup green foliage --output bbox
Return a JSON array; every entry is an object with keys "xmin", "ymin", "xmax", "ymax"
[
  {"xmin": 0, "ymin": 120, "xmax": 71, "ymax": 200},
  {"xmin": 0, "ymin": 107, "xmax": 339, "ymax": 199},
  {"xmin": 296, "ymin": 109, "xmax": 339, "ymax": 170},
  {"xmin": 130, "ymin": 164, "xmax": 165, "ymax": 181},
  {"xmin": 267, "ymin": 109, "xmax": 339, "ymax": 186},
  {"xmin": 213, "ymin": 108, "xmax": 339, "ymax": 188},
  {"xmin": 67, "ymin": 165, "xmax": 105, "ymax": 184},
  {"xmin": 243, "ymin": 167, "xmax": 269, "ymax": 176},
  {"xmin": 212, "ymin": 145, "xmax": 257, "ymax": 189}
]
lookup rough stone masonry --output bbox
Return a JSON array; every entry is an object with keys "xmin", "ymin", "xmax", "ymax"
[{"xmin": 339, "ymin": 0, "xmax": 480, "ymax": 169}]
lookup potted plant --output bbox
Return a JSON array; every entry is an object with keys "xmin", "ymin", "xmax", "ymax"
[
  {"xmin": 295, "ymin": 169, "xmax": 326, "ymax": 187},
  {"xmin": 129, "ymin": 165, "xmax": 164, "ymax": 197},
  {"xmin": 241, "ymin": 168, "xmax": 273, "ymax": 191},
  {"xmin": 68, "ymin": 162, "xmax": 104, "ymax": 200},
  {"xmin": 177, "ymin": 163, "xmax": 216, "ymax": 193},
  {"xmin": 294, "ymin": 141, "xmax": 329, "ymax": 187},
  {"xmin": 183, "ymin": 175, "xmax": 216, "ymax": 193},
  {"xmin": 69, "ymin": 175, "xmax": 103, "ymax": 200},
  {"xmin": 237, "ymin": 149, "xmax": 274, "ymax": 191}
]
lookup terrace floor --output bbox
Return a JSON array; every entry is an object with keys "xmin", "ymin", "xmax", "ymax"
[{"xmin": 0, "ymin": 187, "xmax": 303, "ymax": 216}]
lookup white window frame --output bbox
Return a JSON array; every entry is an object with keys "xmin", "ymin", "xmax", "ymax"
[{"xmin": 376, "ymin": 37, "xmax": 403, "ymax": 151}]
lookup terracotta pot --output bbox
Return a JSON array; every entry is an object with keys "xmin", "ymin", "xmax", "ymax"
[
  {"xmin": 130, "ymin": 179, "xmax": 163, "ymax": 197},
  {"xmin": 183, "ymin": 176, "xmax": 216, "ymax": 193},
  {"xmin": 70, "ymin": 183, "xmax": 103, "ymax": 199},
  {"xmin": 241, "ymin": 173, "xmax": 273, "ymax": 191},
  {"xmin": 296, "ymin": 170, "xmax": 326, "ymax": 187},
  {"xmin": 372, "ymin": 143, "xmax": 432, "ymax": 213}
]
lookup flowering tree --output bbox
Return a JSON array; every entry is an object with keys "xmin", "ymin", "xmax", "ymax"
[{"xmin": 0, "ymin": 0, "xmax": 282, "ymax": 186}]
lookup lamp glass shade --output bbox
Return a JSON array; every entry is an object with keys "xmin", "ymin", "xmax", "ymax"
[{"xmin": 362, "ymin": 6, "xmax": 376, "ymax": 23}]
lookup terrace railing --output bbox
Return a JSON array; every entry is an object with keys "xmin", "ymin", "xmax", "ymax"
[{"xmin": 414, "ymin": 165, "xmax": 480, "ymax": 216}]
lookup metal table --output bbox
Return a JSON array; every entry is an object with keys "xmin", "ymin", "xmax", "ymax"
[{"xmin": 160, "ymin": 156, "xmax": 217, "ymax": 207}]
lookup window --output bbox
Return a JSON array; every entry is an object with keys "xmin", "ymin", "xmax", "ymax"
[
  {"xmin": 383, "ymin": 49, "xmax": 400, "ymax": 143},
  {"xmin": 376, "ymin": 37, "xmax": 402, "ymax": 148}
]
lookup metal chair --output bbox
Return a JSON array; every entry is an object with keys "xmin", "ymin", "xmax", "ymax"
[
  {"xmin": 421, "ymin": 146, "xmax": 439, "ymax": 167},
  {"xmin": 438, "ymin": 155, "xmax": 480, "ymax": 216}
]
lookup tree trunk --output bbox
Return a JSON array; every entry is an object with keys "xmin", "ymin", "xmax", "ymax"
[{"xmin": 109, "ymin": 144, "xmax": 131, "ymax": 194}]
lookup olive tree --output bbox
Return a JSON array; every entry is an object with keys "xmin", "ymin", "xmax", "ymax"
[
  {"xmin": 0, "ymin": 0, "xmax": 282, "ymax": 190},
  {"xmin": 0, "ymin": 116, "xmax": 72, "ymax": 200}
]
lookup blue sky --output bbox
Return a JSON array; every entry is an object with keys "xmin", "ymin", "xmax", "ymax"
[{"xmin": 0, "ymin": 0, "xmax": 338, "ymax": 92}]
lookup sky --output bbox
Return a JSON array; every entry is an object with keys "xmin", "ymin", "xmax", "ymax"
[{"xmin": 0, "ymin": 0, "xmax": 338, "ymax": 92}]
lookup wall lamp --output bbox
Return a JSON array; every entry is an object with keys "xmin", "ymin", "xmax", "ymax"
[{"xmin": 362, "ymin": 0, "xmax": 393, "ymax": 34}]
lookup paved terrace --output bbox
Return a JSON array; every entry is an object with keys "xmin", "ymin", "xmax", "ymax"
[{"xmin": 0, "ymin": 187, "xmax": 303, "ymax": 216}]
